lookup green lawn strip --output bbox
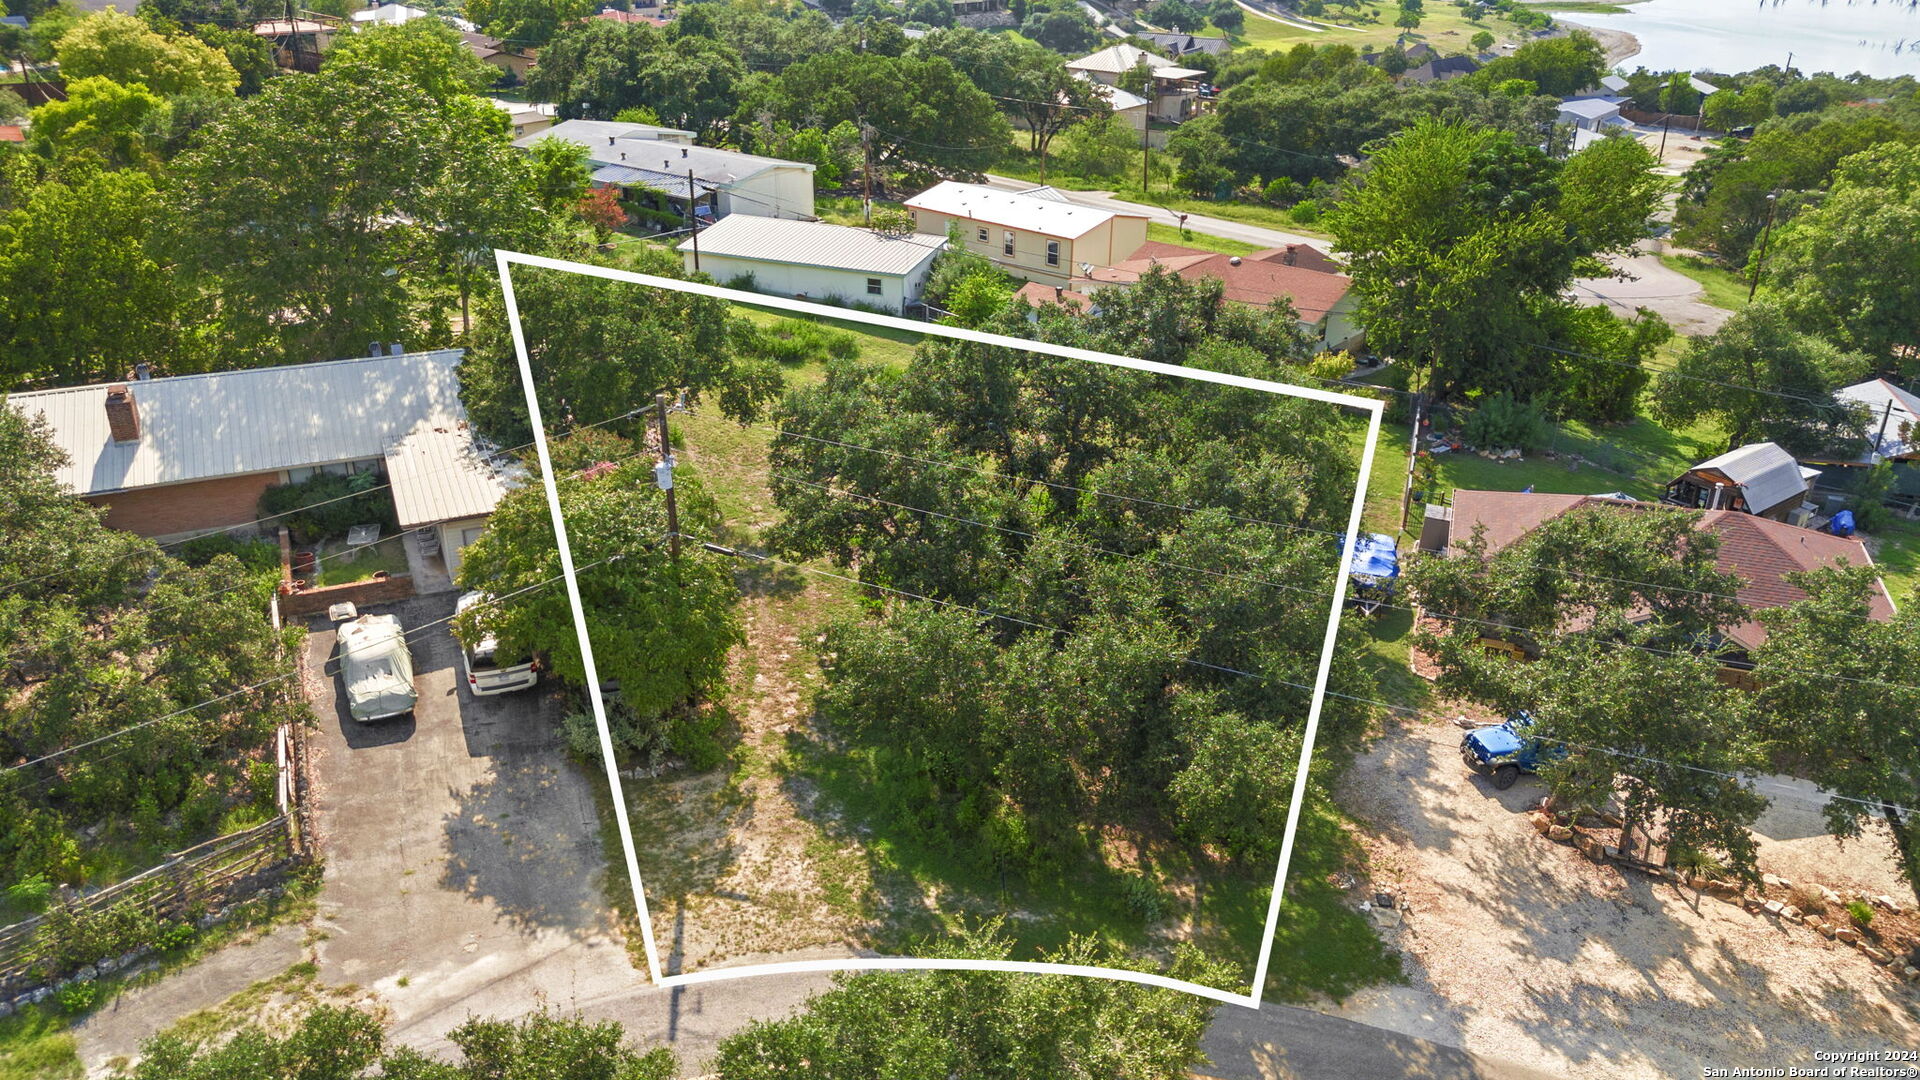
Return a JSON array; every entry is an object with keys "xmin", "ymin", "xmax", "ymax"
[
  {"xmin": 311, "ymin": 542, "xmax": 409, "ymax": 587},
  {"xmin": 812, "ymin": 195, "xmax": 905, "ymax": 228},
  {"xmin": 0, "ymin": 1008, "xmax": 81, "ymax": 1080},
  {"xmin": 1869, "ymin": 518, "xmax": 1920, "ymax": 603},
  {"xmin": 731, "ymin": 303, "xmax": 920, "ymax": 372},
  {"xmin": 1147, "ymin": 223, "xmax": 1263, "ymax": 256},
  {"xmin": 1658, "ymin": 253, "xmax": 1753, "ymax": 313},
  {"xmin": 0, "ymin": 874, "xmax": 320, "ymax": 1079}
]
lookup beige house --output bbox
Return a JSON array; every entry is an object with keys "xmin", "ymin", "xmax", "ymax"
[{"xmin": 904, "ymin": 182, "xmax": 1148, "ymax": 289}]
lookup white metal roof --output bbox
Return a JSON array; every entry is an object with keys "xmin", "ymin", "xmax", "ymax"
[
  {"xmin": 905, "ymin": 181, "xmax": 1145, "ymax": 240},
  {"xmin": 1076, "ymin": 74, "xmax": 1149, "ymax": 112},
  {"xmin": 514, "ymin": 119, "xmax": 692, "ymax": 149},
  {"xmin": 1600, "ymin": 74, "xmax": 1629, "ymax": 92},
  {"xmin": 1837, "ymin": 378, "xmax": 1920, "ymax": 460},
  {"xmin": 517, "ymin": 123, "xmax": 811, "ymax": 190},
  {"xmin": 1689, "ymin": 441, "xmax": 1814, "ymax": 515},
  {"xmin": 384, "ymin": 421, "xmax": 522, "ymax": 529},
  {"xmin": 676, "ymin": 216, "xmax": 946, "ymax": 276},
  {"xmin": 1557, "ymin": 97, "xmax": 1623, "ymax": 120},
  {"xmin": 1067, "ymin": 43, "xmax": 1178, "ymax": 75},
  {"xmin": 8, "ymin": 350, "xmax": 473, "ymax": 498}
]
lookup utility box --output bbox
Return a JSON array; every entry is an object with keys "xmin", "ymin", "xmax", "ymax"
[{"xmin": 1419, "ymin": 502, "xmax": 1453, "ymax": 554}]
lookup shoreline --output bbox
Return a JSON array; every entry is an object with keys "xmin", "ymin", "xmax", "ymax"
[{"xmin": 1556, "ymin": 17, "xmax": 1643, "ymax": 68}]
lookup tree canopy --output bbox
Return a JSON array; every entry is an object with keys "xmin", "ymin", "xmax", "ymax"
[
  {"xmin": 54, "ymin": 10, "xmax": 239, "ymax": 96},
  {"xmin": 169, "ymin": 59, "xmax": 546, "ymax": 365},
  {"xmin": 1327, "ymin": 116, "xmax": 1665, "ymax": 406}
]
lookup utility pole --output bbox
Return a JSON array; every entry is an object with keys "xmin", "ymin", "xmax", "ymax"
[
  {"xmin": 861, "ymin": 123, "xmax": 875, "ymax": 226},
  {"xmin": 686, "ymin": 169, "xmax": 701, "ymax": 273},
  {"xmin": 1400, "ymin": 366, "xmax": 1426, "ymax": 533},
  {"xmin": 1747, "ymin": 191, "xmax": 1780, "ymax": 303},
  {"xmin": 1140, "ymin": 117, "xmax": 1150, "ymax": 193},
  {"xmin": 653, "ymin": 393, "xmax": 680, "ymax": 563}
]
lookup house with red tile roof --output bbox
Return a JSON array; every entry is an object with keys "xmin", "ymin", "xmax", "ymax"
[{"xmin": 1426, "ymin": 489, "xmax": 1896, "ymax": 682}]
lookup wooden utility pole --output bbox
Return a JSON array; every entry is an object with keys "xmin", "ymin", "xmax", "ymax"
[
  {"xmin": 861, "ymin": 123, "xmax": 875, "ymax": 226},
  {"xmin": 654, "ymin": 393, "xmax": 680, "ymax": 562},
  {"xmin": 1140, "ymin": 118, "xmax": 1150, "ymax": 193},
  {"xmin": 686, "ymin": 169, "xmax": 701, "ymax": 273}
]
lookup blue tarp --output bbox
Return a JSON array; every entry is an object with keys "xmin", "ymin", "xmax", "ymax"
[
  {"xmin": 1830, "ymin": 509, "xmax": 1856, "ymax": 537},
  {"xmin": 1347, "ymin": 533, "xmax": 1400, "ymax": 585}
]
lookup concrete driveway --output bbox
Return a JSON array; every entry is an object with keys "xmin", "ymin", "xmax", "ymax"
[
  {"xmin": 303, "ymin": 593, "xmax": 647, "ymax": 1046},
  {"xmin": 1569, "ymin": 246, "xmax": 1732, "ymax": 336}
]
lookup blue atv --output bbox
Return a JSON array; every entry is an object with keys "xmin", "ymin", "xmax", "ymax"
[{"xmin": 1460, "ymin": 711, "xmax": 1562, "ymax": 790}]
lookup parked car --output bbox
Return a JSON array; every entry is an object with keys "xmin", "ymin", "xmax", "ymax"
[
  {"xmin": 1460, "ymin": 711, "xmax": 1562, "ymax": 790},
  {"xmin": 336, "ymin": 613, "xmax": 417, "ymax": 722},
  {"xmin": 454, "ymin": 591, "xmax": 539, "ymax": 696}
]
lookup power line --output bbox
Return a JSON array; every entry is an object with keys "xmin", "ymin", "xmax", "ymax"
[
  {"xmin": 701, "ymin": 410, "xmax": 1901, "ymax": 628},
  {"xmin": 684, "ymin": 529, "xmax": 1920, "ymax": 818},
  {"xmin": 0, "ymin": 553, "xmax": 626, "ymax": 779}
]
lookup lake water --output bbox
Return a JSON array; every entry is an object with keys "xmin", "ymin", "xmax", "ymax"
[{"xmin": 1553, "ymin": 0, "xmax": 1920, "ymax": 79}]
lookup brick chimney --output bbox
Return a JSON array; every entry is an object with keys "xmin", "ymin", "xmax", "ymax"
[{"xmin": 105, "ymin": 384, "xmax": 141, "ymax": 442}]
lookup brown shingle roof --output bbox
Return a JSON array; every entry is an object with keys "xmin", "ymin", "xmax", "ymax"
[
  {"xmin": 1447, "ymin": 490, "xmax": 1896, "ymax": 652},
  {"xmin": 1096, "ymin": 242, "xmax": 1352, "ymax": 322}
]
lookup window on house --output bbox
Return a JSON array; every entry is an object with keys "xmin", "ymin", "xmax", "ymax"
[
  {"xmin": 1046, "ymin": 240, "xmax": 1060, "ymax": 267},
  {"xmin": 1003, "ymin": 231, "xmax": 1014, "ymax": 257},
  {"xmin": 977, "ymin": 226, "xmax": 988, "ymax": 242},
  {"xmin": 866, "ymin": 277, "xmax": 883, "ymax": 295}
]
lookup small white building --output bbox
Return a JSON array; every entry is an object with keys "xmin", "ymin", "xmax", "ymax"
[
  {"xmin": 1066, "ymin": 43, "xmax": 1208, "ymax": 122},
  {"xmin": 516, "ymin": 121, "xmax": 816, "ymax": 220},
  {"xmin": 678, "ymin": 217, "xmax": 946, "ymax": 314},
  {"xmin": 1557, "ymin": 96, "xmax": 1626, "ymax": 131}
]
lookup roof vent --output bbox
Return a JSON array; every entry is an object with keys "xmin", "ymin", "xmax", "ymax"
[
  {"xmin": 105, "ymin": 384, "xmax": 141, "ymax": 443},
  {"xmin": 681, "ymin": 147, "xmax": 688, "ymax": 158},
  {"xmin": 389, "ymin": 342, "xmax": 405, "ymax": 356},
  {"xmin": 1228, "ymin": 256, "xmax": 1242, "ymax": 266},
  {"xmin": 609, "ymin": 136, "xmax": 616, "ymax": 145},
  {"xmin": 132, "ymin": 362, "xmax": 152, "ymax": 381}
]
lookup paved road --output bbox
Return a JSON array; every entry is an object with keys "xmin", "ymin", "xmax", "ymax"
[
  {"xmin": 983, "ymin": 174, "xmax": 1332, "ymax": 253},
  {"xmin": 1569, "ymin": 246, "xmax": 1732, "ymax": 336}
]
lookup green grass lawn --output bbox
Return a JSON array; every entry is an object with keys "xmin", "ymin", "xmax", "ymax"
[
  {"xmin": 0, "ymin": 1009, "xmax": 80, "ymax": 1080},
  {"xmin": 1659, "ymin": 253, "xmax": 1753, "ymax": 312},
  {"xmin": 311, "ymin": 540, "xmax": 409, "ymax": 587},
  {"xmin": 1244, "ymin": 1, "xmax": 1538, "ymax": 54},
  {"xmin": 1869, "ymin": 517, "xmax": 1920, "ymax": 603},
  {"xmin": 1147, "ymin": 222, "xmax": 1263, "ymax": 255}
]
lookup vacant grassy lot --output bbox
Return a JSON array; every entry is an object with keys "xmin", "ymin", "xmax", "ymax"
[{"xmin": 1659, "ymin": 253, "xmax": 1752, "ymax": 312}]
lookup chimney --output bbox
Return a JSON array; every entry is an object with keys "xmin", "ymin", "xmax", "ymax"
[
  {"xmin": 1281, "ymin": 246, "xmax": 1298, "ymax": 266},
  {"xmin": 105, "ymin": 385, "xmax": 140, "ymax": 443}
]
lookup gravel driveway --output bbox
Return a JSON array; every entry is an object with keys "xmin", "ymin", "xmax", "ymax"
[{"xmin": 1328, "ymin": 714, "xmax": 1920, "ymax": 1079}]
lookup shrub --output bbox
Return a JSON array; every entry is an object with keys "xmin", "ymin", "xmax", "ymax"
[
  {"xmin": 1288, "ymin": 201, "xmax": 1322, "ymax": 225},
  {"xmin": 155, "ymin": 920, "xmax": 197, "ymax": 952},
  {"xmin": 1122, "ymin": 873, "xmax": 1169, "ymax": 924},
  {"xmin": 1788, "ymin": 882, "xmax": 1827, "ymax": 914},
  {"xmin": 57, "ymin": 980, "xmax": 98, "ymax": 1015},
  {"xmin": 1853, "ymin": 461, "xmax": 1896, "ymax": 533},
  {"xmin": 1461, "ymin": 392, "xmax": 1550, "ymax": 452},
  {"xmin": 1846, "ymin": 899, "xmax": 1875, "ymax": 928},
  {"xmin": 176, "ymin": 533, "xmax": 280, "ymax": 572},
  {"xmin": 5, "ymin": 872, "xmax": 55, "ymax": 915},
  {"xmin": 258, "ymin": 471, "xmax": 395, "ymax": 545},
  {"xmin": 1668, "ymin": 845, "xmax": 1727, "ymax": 878},
  {"xmin": 722, "ymin": 272, "xmax": 759, "ymax": 292}
]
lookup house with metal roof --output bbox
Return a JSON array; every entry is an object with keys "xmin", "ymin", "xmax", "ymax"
[
  {"xmin": 1066, "ymin": 43, "xmax": 1209, "ymax": 121},
  {"xmin": 676, "ymin": 217, "xmax": 946, "ymax": 314},
  {"xmin": 1556, "ymin": 95, "xmax": 1628, "ymax": 131},
  {"xmin": 515, "ymin": 121, "xmax": 815, "ymax": 221},
  {"xmin": 6, "ymin": 349, "xmax": 518, "ymax": 578},
  {"xmin": 904, "ymin": 181, "xmax": 1148, "ymax": 289},
  {"xmin": 1665, "ymin": 442, "xmax": 1821, "ymax": 522}
]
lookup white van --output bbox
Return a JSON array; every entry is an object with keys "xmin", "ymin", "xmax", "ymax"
[{"xmin": 454, "ymin": 591, "xmax": 539, "ymax": 696}]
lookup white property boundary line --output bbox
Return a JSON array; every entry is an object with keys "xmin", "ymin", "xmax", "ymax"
[{"xmin": 493, "ymin": 249, "xmax": 1385, "ymax": 1009}]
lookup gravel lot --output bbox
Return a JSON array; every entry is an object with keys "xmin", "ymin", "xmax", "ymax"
[{"xmin": 1326, "ymin": 713, "xmax": 1920, "ymax": 1079}]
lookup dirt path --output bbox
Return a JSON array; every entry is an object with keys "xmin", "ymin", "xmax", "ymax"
[
  {"xmin": 1327, "ymin": 714, "xmax": 1920, "ymax": 1078},
  {"xmin": 635, "ymin": 581, "xmax": 872, "ymax": 975}
]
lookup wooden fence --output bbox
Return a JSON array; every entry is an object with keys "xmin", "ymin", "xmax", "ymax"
[{"xmin": 0, "ymin": 722, "xmax": 306, "ymax": 1001}]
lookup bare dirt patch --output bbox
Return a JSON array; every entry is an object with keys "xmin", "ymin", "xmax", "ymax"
[{"xmin": 1326, "ymin": 713, "xmax": 1920, "ymax": 1079}]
